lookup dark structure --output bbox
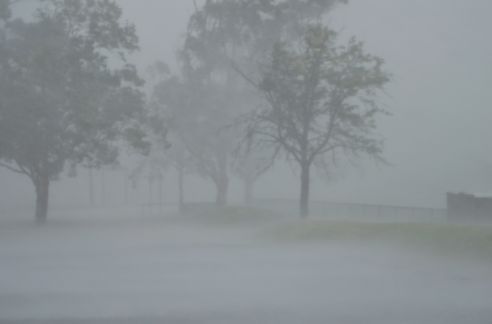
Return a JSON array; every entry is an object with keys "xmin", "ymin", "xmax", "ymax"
[{"xmin": 447, "ymin": 192, "xmax": 492, "ymax": 222}]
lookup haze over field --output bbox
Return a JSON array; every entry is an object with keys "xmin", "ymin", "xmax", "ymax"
[{"xmin": 1, "ymin": 209, "xmax": 492, "ymax": 323}]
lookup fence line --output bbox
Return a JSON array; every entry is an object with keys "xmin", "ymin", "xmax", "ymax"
[
  {"xmin": 254, "ymin": 199, "xmax": 447, "ymax": 222},
  {"xmin": 137, "ymin": 199, "xmax": 448, "ymax": 222}
]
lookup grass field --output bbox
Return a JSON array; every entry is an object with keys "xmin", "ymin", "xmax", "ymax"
[
  {"xmin": 176, "ymin": 205, "xmax": 492, "ymax": 261},
  {"xmin": 268, "ymin": 219, "xmax": 492, "ymax": 261},
  {"xmin": 1, "ymin": 206, "xmax": 491, "ymax": 323}
]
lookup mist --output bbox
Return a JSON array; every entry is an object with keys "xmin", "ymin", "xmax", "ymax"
[{"xmin": 0, "ymin": 0, "xmax": 491, "ymax": 323}]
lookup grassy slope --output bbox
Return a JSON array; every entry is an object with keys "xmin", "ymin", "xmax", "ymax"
[
  {"xmin": 179, "ymin": 205, "xmax": 279, "ymax": 227},
  {"xmin": 165, "ymin": 204, "xmax": 492, "ymax": 261},
  {"xmin": 269, "ymin": 220, "xmax": 492, "ymax": 261}
]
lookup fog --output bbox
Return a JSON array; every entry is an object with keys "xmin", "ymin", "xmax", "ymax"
[
  {"xmin": 1, "ymin": 0, "xmax": 492, "ymax": 323},
  {"xmin": 2, "ymin": 0, "xmax": 492, "ymax": 209},
  {"xmin": 1, "ymin": 210, "xmax": 492, "ymax": 323}
]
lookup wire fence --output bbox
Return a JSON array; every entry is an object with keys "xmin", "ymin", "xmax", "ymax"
[
  {"xmin": 137, "ymin": 198, "xmax": 448, "ymax": 223},
  {"xmin": 254, "ymin": 199, "xmax": 447, "ymax": 223}
]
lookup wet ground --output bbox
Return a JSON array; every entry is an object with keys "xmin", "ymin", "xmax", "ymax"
[{"xmin": 1, "ymin": 208, "xmax": 491, "ymax": 323}]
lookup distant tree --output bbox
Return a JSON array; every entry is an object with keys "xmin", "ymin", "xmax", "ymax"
[
  {"xmin": 182, "ymin": 0, "xmax": 348, "ymax": 207},
  {"xmin": 162, "ymin": 139, "xmax": 192, "ymax": 213},
  {"xmin": 0, "ymin": 0, "xmax": 145, "ymax": 223},
  {"xmin": 253, "ymin": 25, "xmax": 390, "ymax": 217},
  {"xmin": 151, "ymin": 67, "xmax": 237, "ymax": 207},
  {"xmin": 128, "ymin": 144, "xmax": 166, "ymax": 207},
  {"xmin": 233, "ymin": 129, "xmax": 278, "ymax": 205},
  {"xmin": 146, "ymin": 63, "xmax": 196, "ymax": 212},
  {"xmin": 180, "ymin": 12, "xmax": 244, "ymax": 207}
]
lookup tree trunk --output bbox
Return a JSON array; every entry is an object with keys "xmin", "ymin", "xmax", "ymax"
[
  {"xmin": 215, "ymin": 153, "xmax": 229, "ymax": 207},
  {"xmin": 243, "ymin": 178, "xmax": 254, "ymax": 206},
  {"xmin": 124, "ymin": 173, "xmax": 128, "ymax": 205},
  {"xmin": 215, "ymin": 175, "xmax": 228, "ymax": 207},
  {"xmin": 299, "ymin": 163, "xmax": 310, "ymax": 218},
  {"xmin": 89, "ymin": 168, "xmax": 94, "ymax": 206},
  {"xmin": 101, "ymin": 169, "xmax": 106, "ymax": 206},
  {"xmin": 178, "ymin": 165, "xmax": 185, "ymax": 214},
  {"xmin": 35, "ymin": 173, "xmax": 50, "ymax": 224},
  {"xmin": 158, "ymin": 175, "xmax": 163, "ymax": 215}
]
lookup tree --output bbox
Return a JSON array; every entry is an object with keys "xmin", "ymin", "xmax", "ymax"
[
  {"xmin": 162, "ymin": 139, "xmax": 192, "ymax": 213},
  {"xmin": 0, "ymin": 0, "xmax": 144, "ymax": 223},
  {"xmin": 253, "ymin": 25, "xmax": 390, "ymax": 217},
  {"xmin": 144, "ymin": 62, "xmax": 193, "ymax": 213},
  {"xmin": 180, "ymin": 6, "xmax": 245, "ymax": 207},
  {"xmin": 151, "ymin": 68, "xmax": 237, "ymax": 207},
  {"xmin": 181, "ymin": 0, "xmax": 347, "ymax": 208},
  {"xmin": 233, "ymin": 130, "xmax": 277, "ymax": 205},
  {"xmin": 146, "ymin": 64, "xmax": 195, "ymax": 211},
  {"xmin": 183, "ymin": 0, "xmax": 347, "ymax": 83}
]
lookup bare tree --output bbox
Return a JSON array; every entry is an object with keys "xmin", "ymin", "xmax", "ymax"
[{"xmin": 252, "ymin": 25, "xmax": 390, "ymax": 217}]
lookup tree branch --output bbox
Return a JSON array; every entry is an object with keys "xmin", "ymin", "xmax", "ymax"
[
  {"xmin": 228, "ymin": 59, "xmax": 260, "ymax": 90},
  {"xmin": 0, "ymin": 161, "xmax": 30, "ymax": 176}
]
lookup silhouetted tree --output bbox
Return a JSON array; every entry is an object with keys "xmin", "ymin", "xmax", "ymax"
[
  {"xmin": 254, "ymin": 25, "xmax": 390, "ymax": 217},
  {"xmin": 0, "ymin": 0, "xmax": 145, "ymax": 223},
  {"xmin": 147, "ymin": 64, "xmax": 200, "ymax": 211},
  {"xmin": 233, "ymin": 133, "xmax": 277, "ymax": 205},
  {"xmin": 181, "ymin": 0, "xmax": 348, "ymax": 208},
  {"xmin": 151, "ymin": 67, "xmax": 237, "ymax": 207}
]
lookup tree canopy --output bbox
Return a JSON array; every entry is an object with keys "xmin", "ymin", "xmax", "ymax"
[
  {"xmin": 160, "ymin": 0, "xmax": 349, "ymax": 207},
  {"xmin": 253, "ymin": 24, "xmax": 390, "ymax": 216},
  {"xmin": 0, "ymin": 0, "xmax": 145, "ymax": 222}
]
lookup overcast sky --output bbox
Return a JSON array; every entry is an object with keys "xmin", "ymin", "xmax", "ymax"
[
  {"xmin": 329, "ymin": 0, "xmax": 492, "ymax": 206},
  {"xmin": 1, "ymin": 0, "xmax": 492, "ymax": 209},
  {"xmin": 117, "ymin": 0, "xmax": 492, "ymax": 207}
]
